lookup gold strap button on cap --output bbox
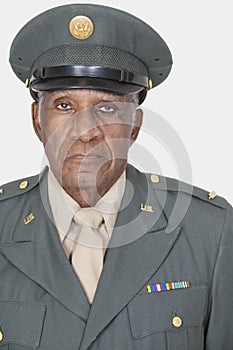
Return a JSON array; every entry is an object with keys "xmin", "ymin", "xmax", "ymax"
[
  {"xmin": 25, "ymin": 78, "xmax": 29, "ymax": 88},
  {"xmin": 151, "ymin": 174, "xmax": 160, "ymax": 184},
  {"xmin": 172, "ymin": 316, "xmax": 183, "ymax": 328},
  {"xmin": 0, "ymin": 330, "xmax": 4, "ymax": 342},
  {"xmin": 0, "ymin": 188, "xmax": 3, "ymax": 195},
  {"xmin": 19, "ymin": 180, "xmax": 29, "ymax": 190}
]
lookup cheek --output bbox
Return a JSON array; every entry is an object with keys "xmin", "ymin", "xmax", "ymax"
[
  {"xmin": 41, "ymin": 114, "xmax": 70, "ymax": 144},
  {"xmin": 40, "ymin": 116, "xmax": 74, "ymax": 165},
  {"xmin": 40, "ymin": 116, "xmax": 60, "ymax": 143},
  {"xmin": 103, "ymin": 124, "xmax": 133, "ymax": 140},
  {"xmin": 102, "ymin": 125, "xmax": 133, "ymax": 162}
]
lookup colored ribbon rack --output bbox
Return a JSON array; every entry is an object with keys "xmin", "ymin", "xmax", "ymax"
[{"xmin": 147, "ymin": 281, "xmax": 191, "ymax": 293}]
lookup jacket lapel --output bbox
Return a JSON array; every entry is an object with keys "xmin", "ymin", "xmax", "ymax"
[
  {"xmin": 80, "ymin": 165, "xmax": 181, "ymax": 349},
  {"xmin": 0, "ymin": 169, "xmax": 90, "ymax": 321}
]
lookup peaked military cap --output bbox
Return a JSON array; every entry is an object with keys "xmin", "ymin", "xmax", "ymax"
[{"xmin": 9, "ymin": 4, "xmax": 172, "ymax": 104}]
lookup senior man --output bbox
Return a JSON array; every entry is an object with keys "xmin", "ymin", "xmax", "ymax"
[{"xmin": 0, "ymin": 4, "xmax": 233, "ymax": 350}]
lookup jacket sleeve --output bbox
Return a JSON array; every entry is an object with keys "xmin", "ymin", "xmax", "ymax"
[{"xmin": 205, "ymin": 203, "xmax": 233, "ymax": 349}]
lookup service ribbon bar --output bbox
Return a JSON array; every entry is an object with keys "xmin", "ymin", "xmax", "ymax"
[{"xmin": 147, "ymin": 281, "xmax": 191, "ymax": 294}]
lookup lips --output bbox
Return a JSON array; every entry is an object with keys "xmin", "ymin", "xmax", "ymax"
[{"xmin": 66, "ymin": 153, "xmax": 103, "ymax": 160}]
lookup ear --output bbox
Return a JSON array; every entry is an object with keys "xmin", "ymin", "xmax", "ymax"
[
  {"xmin": 130, "ymin": 108, "xmax": 143, "ymax": 143},
  {"xmin": 31, "ymin": 102, "xmax": 42, "ymax": 142}
]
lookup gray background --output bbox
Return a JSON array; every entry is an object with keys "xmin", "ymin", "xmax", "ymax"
[{"xmin": 1, "ymin": 0, "xmax": 232, "ymax": 204}]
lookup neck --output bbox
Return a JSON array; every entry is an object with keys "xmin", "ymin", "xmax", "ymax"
[
  {"xmin": 63, "ymin": 186, "xmax": 103, "ymax": 208},
  {"xmin": 62, "ymin": 170, "xmax": 125, "ymax": 208}
]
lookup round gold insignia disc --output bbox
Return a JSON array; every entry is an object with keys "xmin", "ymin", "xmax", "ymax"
[
  {"xmin": 69, "ymin": 15, "xmax": 94, "ymax": 40},
  {"xmin": 172, "ymin": 316, "xmax": 183, "ymax": 328},
  {"xmin": 19, "ymin": 180, "xmax": 29, "ymax": 190}
]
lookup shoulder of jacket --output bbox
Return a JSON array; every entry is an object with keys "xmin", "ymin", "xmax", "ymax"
[
  {"xmin": 0, "ymin": 168, "xmax": 47, "ymax": 202},
  {"xmin": 147, "ymin": 173, "xmax": 228, "ymax": 210}
]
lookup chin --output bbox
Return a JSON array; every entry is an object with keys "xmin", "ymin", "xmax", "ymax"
[{"xmin": 61, "ymin": 168, "xmax": 96, "ymax": 190}]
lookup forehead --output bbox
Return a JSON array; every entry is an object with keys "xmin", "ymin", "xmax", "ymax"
[{"xmin": 39, "ymin": 89, "xmax": 131, "ymax": 102}]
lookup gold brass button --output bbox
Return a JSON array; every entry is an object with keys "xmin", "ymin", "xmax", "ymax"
[
  {"xmin": 0, "ymin": 188, "xmax": 3, "ymax": 195},
  {"xmin": 19, "ymin": 180, "xmax": 29, "ymax": 190},
  {"xmin": 209, "ymin": 191, "xmax": 217, "ymax": 200},
  {"xmin": 149, "ymin": 79, "xmax": 153, "ymax": 89},
  {"xmin": 151, "ymin": 174, "xmax": 160, "ymax": 184},
  {"xmin": 172, "ymin": 316, "xmax": 183, "ymax": 328},
  {"xmin": 0, "ymin": 330, "xmax": 4, "ymax": 342}
]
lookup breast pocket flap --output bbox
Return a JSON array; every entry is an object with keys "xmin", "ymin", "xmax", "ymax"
[
  {"xmin": 128, "ymin": 286, "xmax": 207, "ymax": 339},
  {"xmin": 0, "ymin": 301, "xmax": 46, "ymax": 349}
]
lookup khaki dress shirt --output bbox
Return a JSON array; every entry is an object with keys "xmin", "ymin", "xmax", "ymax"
[{"xmin": 48, "ymin": 169, "xmax": 126, "ymax": 301}]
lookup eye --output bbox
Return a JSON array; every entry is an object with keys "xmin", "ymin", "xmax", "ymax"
[
  {"xmin": 57, "ymin": 103, "xmax": 72, "ymax": 111},
  {"xmin": 96, "ymin": 104, "xmax": 118, "ymax": 114}
]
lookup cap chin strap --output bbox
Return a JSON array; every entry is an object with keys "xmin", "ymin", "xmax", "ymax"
[{"xmin": 31, "ymin": 65, "xmax": 149, "ymax": 89}]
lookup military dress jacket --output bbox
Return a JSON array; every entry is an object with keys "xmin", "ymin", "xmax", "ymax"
[{"xmin": 0, "ymin": 164, "xmax": 233, "ymax": 350}]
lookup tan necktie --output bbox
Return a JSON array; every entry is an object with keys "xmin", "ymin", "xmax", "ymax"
[{"xmin": 66, "ymin": 208, "xmax": 109, "ymax": 303}]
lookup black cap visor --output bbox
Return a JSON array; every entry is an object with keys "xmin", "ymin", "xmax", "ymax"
[
  {"xmin": 30, "ymin": 76, "xmax": 145, "ymax": 95},
  {"xmin": 30, "ymin": 65, "xmax": 148, "ymax": 95}
]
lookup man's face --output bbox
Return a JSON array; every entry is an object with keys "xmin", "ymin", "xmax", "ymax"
[{"xmin": 32, "ymin": 89, "xmax": 143, "ymax": 206}]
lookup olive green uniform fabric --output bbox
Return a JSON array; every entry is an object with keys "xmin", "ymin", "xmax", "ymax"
[{"xmin": 0, "ymin": 164, "xmax": 232, "ymax": 349}]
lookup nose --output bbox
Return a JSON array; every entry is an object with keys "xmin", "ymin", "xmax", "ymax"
[{"xmin": 71, "ymin": 108, "xmax": 104, "ymax": 142}]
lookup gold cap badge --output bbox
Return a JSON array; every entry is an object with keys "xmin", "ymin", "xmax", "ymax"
[{"xmin": 69, "ymin": 15, "xmax": 94, "ymax": 40}]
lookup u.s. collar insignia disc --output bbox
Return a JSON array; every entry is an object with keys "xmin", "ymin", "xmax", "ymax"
[{"xmin": 69, "ymin": 15, "xmax": 94, "ymax": 40}]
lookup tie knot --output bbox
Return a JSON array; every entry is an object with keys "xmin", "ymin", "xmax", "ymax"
[{"xmin": 73, "ymin": 208, "xmax": 104, "ymax": 229}]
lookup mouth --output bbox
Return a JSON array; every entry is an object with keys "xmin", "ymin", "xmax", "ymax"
[{"xmin": 66, "ymin": 153, "xmax": 103, "ymax": 160}]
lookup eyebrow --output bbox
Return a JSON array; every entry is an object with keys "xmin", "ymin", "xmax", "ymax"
[
  {"xmin": 46, "ymin": 90, "xmax": 75, "ymax": 99},
  {"xmin": 45, "ymin": 90, "xmax": 123, "ymax": 100}
]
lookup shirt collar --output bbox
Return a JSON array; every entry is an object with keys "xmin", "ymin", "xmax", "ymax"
[
  {"xmin": 95, "ymin": 170, "xmax": 126, "ymax": 236},
  {"xmin": 48, "ymin": 169, "xmax": 126, "ymax": 238}
]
